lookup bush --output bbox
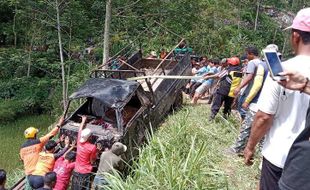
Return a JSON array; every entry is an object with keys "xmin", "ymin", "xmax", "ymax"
[
  {"xmin": 104, "ymin": 105, "xmax": 259, "ymax": 189},
  {"xmin": 0, "ymin": 99, "xmax": 30, "ymax": 122},
  {"xmin": 0, "ymin": 77, "xmax": 55, "ymax": 122}
]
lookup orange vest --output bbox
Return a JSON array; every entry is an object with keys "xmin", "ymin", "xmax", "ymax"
[
  {"xmin": 32, "ymin": 152, "xmax": 55, "ymax": 176},
  {"xmin": 20, "ymin": 127, "xmax": 59, "ymax": 175},
  {"xmin": 20, "ymin": 139, "xmax": 43, "ymax": 175}
]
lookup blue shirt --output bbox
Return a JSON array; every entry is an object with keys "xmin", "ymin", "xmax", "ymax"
[
  {"xmin": 196, "ymin": 66, "xmax": 209, "ymax": 76},
  {"xmin": 202, "ymin": 66, "xmax": 218, "ymax": 85}
]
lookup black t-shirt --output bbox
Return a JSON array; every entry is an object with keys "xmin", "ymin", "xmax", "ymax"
[{"xmin": 279, "ymin": 101, "xmax": 310, "ymax": 190}]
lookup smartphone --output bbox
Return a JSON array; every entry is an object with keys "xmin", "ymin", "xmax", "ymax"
[{"xmin": 263, "ymin": 50, "xmax": 285, "ymax": 81}]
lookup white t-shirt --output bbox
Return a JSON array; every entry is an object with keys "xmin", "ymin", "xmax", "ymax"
[{"xmin": 257, "ymin": 55, "xmax": 310, "ymax": 168}]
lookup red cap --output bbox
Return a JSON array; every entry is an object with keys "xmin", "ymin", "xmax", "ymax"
[{"xmin": 227, "ymin": 57, "xmax": 240, "ymax": 66}]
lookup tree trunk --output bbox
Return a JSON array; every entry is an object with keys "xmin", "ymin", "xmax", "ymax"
[
  {"xmin": 102, "ymin": 0, "xmax": 112, "ymax": 68},
  {"xmin": 272, "ymin": 28, "xmax": 278, "ymax": 43},
  {"xmin": 282, "ymin": 34, "xmax": 287, "ymax": 55},
  {"xmin": 56, "ymin": 0, "xmax": 67, "ymax": 111},
  {"xmin": 254, "ymin": 0, "xmax": 261, "ymax": 31},
  {"xmin": 13, "ymin": 3, "xmax": 17, "ymax": 47},
  {"xmin": 27, "ymin": 35, "xmax": 34, "ymax": 77},
  {"xmin": 66, "ymin": 18, "xmax": 73, "ymax": 101},
  {"xmin": 27, "ymin": 12, "xmax": 36, "ymax": 77}
]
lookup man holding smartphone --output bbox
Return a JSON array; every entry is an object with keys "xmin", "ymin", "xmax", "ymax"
[{"xmin": 243, "ymin": 7, "xmax": 310, "ymax": 190}]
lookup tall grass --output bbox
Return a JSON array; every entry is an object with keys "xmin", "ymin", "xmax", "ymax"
[
  {"xmin": 104, "ymin": 105, "xmax": 259, "ymax": 190},
  {"xmin": 0, "ymin": 114, "xmax": 54, "ymax": 186}
]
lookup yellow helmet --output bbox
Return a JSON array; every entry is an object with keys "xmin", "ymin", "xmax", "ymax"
[{"xmin": 24, "ymin": 127, "xmax": 39, "ymax": 139}]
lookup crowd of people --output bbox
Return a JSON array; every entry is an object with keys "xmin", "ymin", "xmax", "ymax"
[
  {"xmin": 8, "ymin": 115, "xmax": 127, "ymax": 190},
  {"xmin": 1, "ymin": 7, "xmax": 309, "ymax": 190},
  {"xmin": 183, "ymin": 7, "xmax": 310, "ymax": 190}
]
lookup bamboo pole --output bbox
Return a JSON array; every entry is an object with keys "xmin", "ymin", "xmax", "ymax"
[{"xmin": 152, "ymin": 39, "xmax": 185, "ymax": 75}]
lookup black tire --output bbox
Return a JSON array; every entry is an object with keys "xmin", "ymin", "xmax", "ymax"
[{"xmin": 171, "ymin": 90, "xmax": 183, "ymax": 111}]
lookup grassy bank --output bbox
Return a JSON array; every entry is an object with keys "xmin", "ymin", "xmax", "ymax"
[
  {"xmin": 106, "ymin": 105, "xmax": 260, "ymax": 190},
  {"xmin": 0, "ymin": 114, "xmax": 54, "ymax": 186}
]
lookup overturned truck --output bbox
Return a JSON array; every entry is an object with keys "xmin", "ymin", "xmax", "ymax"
[
  {"xmin": 11, "ymin": 40, "xmax": 191, "ymax": 190},
  {"xmin": 61, "ymin": 47, "xmax": 191, "ymax": 161},
  {"xmin": 11, "ymin": 41, "xmax": 191, "ymax": 190}
]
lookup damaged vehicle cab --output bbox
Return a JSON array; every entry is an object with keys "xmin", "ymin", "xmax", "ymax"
[
  {"xmin": 61, "ymin": 78, "xmax": 151, "ymax": 159},
  {"xmin": 60, "ymin": 44, "xmax": 191, "ymax": 163}
]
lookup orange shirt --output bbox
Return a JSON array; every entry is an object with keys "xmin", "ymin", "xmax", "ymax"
[
  {"xmin": 20, "ymin": 127, "xmax": 59, "ymax": 175},
  {"xmin": 32, "ymin": 152, "xmax": 55, "ymax": 176}
]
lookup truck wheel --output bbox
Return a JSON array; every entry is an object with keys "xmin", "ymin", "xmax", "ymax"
[{"xmin": 171, "ymin": 90, "xmax": 183, "ymax": 111}]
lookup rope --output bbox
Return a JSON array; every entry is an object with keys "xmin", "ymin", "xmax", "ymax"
[{"xmin": 127, "ymin": 75, "xmax": 202, "ymax": 81}]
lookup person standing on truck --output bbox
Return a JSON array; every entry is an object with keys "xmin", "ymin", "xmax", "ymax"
[
  {"xmin": 174, "ymin": 41, "xmax": 193, "ymax": 54},
  {"xmin": 20, "ymin": 116, "xmax": 64, "ymax": 190},
  {"xmin": 28, "ymin": 138, "xmax": 70, "ymax": 189},
  {"xmin": 71, "ymin": 116, "xmax": 97, "ymax": 190}
]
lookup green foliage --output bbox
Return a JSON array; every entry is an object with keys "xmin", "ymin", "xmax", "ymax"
[
  {"xmin": 104, "ymin": 105, "xmax": 259, "ymax": 190},
  {"xmin": 0, "ymin": 0, "xmax": 308, "ymax": 121},
  {"xmin": 0, "ymin": 115, "xmax": 53, "ymax": 186},
  {"xmin": 0, "ymin": 77, "xmax": 53, "ymax": 122}
]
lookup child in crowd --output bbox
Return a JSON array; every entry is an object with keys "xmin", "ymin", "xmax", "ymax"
[
  {"xmin": 29, "ymin": 137, "xmax": 70, "ymax": 189},
  {"xmin": 53, "ymin": 150, "xmax": 76, "ymax": 190},
  {"xmin": 236, "ymin": 54, "xmax": 249, "ymax": 122}
]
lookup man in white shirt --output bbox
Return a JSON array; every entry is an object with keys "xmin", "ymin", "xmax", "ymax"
[{"xmin": 243, "ymin": 7, "xmax": 310, "ymax": 190}]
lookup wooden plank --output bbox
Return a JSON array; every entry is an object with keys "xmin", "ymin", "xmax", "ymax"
[{"xmin": 11, "ymin": 177, "xmax": 26, "ymax": 190}]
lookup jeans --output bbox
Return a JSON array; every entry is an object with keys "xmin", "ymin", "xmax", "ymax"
[
  {"xmin": 71, "ymin": 171, "xmax": 93, "ymax": 190},
  {"xmin": 92, "ymin": 175, "xmax": 108, "ymax": 190},
  {"xmin": 237, "ymin": 94, "xmax": 247, "ymax": 120},
  {"xmin": 211, "ymin": 93, "xmax": 234, "ymax": 118}
]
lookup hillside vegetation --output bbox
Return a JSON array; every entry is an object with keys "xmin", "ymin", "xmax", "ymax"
[
  {"xmin": 104, "ymin": 105, "xmax": 260, "ymax": 190},
  {"xmin": 1, "ymin": 0, "xmax": 309, "ymax": 121}
]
